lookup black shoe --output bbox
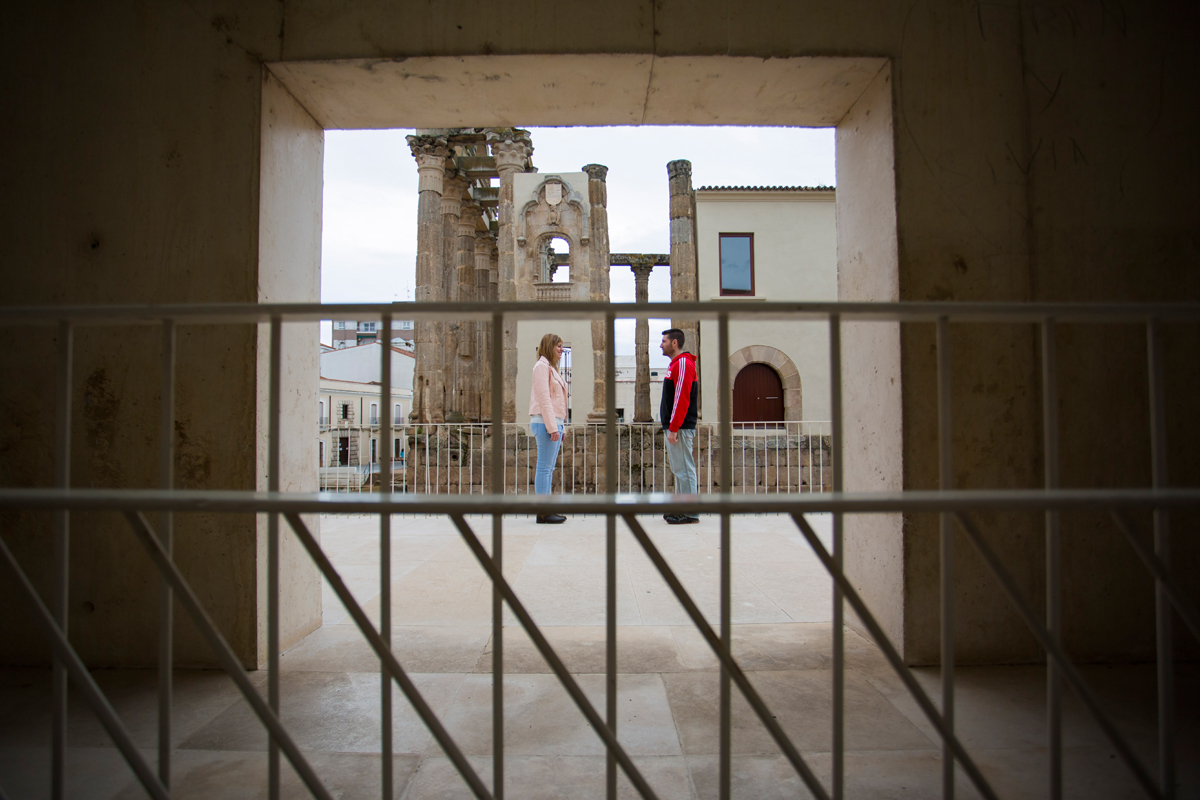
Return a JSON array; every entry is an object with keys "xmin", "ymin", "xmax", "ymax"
[
  {"xmin": 663, "ymin": 513, "xmax": 675, "ymax": 522},
  {"xmin": 667, "ymin": 514, "xmax": 699, "ymax": 525},
  {"xmin": 536, "ymin": 514, "xmax": 566, "ymax": 524}
]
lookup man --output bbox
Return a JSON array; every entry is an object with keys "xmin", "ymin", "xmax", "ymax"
[{"xmin": 659, "ymin": 328, "xmax": 699, "ymax": 524}]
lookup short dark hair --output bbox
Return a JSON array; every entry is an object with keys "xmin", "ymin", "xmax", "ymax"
[{"xmin": 661, "ymin": 328, "xmax": 685, "ymax": 349}]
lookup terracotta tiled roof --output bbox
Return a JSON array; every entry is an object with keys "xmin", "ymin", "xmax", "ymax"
[{"xmin": 696, "ymin": 185, "xmax": 835, "ymax": 192}]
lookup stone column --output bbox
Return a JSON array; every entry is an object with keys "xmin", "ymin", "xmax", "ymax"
[
  {"xmin": 582, "ymin": 163, "xmax": 611, "ymax": 423},
  {"xmin": 474, "ymin": 231, "xmax": 494, "ymax": 421},
  {"xmin": 440, "ymin": 169, "xmax": 468, "ymax": 423},
  {"xmin": 668, "ymin": 160, "xmax": 700, "ymax": 396},
  {"xmin": 407, "ymin": 134, "xmax": 449, "ymax": 423},
  {"xmin": 489, "ymin": 130, "xmax": 532, "ymax": 423},
  {"xmin": 631, "ymin": 259, "xmax": 654, "ymax": 422},
  {"xmin": 451, "ymin": 200, "xmax": 481, "ymax": 421}
]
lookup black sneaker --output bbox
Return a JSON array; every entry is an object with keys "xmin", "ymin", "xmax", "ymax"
[
  {"xmin": 536, "ymin": 514, "xmax": 566, "ymax": 524},
  {"xmin": 663, "ymin": 513, "xmax": 676, "ymax": 523},
  {"xmin": 667, "ymin": 514, "xmax": 699, "ymax": 525}
]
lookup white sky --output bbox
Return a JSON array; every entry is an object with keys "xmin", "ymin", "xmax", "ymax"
[{"xmin": 320, "ymin": 126, "xmax": 835, "ymax": 364}]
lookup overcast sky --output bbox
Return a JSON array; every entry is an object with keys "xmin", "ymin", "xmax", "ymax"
[{"xmin": 320, "ymin": 126, "xmax": 835, "ymax": 362}]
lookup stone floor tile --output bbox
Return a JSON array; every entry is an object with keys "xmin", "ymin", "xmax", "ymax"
[
  {"xmin": 663, "ymin": 669, "xmax": 932, "ymax": 755},
  {"xmin": 686, "ymin": 754, "xmax": 819, "ymax": 800},
  {"xmin": 0, "ymin": 746, "xmax": 148, "ymax": 800},
  {"xmin": 403, "ymin": 754, "xmax": 696, "ymax": 800},
  {"xmin": 440, "ymin": 673, "xmax": 682, "ymax": 757},
  {"xmin": 669, "ymin": 623, "xmax": 888, "ymax": 673},
  {"xmin": 180, "ymin": 671, "xmax": 465, "ymax": 755},
  {"xmin": 104, "ymin": 749, "xmax": 423, "ymax": 799},
  {"xmin": 628, "ymin": 562, "xmax": 791, "ymax": 627},
  {"xmin": 0, "ymin": 668, "xmax": 256, "ymax": 750},
  {"xmin": 733, "ymin": 561, "xmax": 832, "ymax": 623},
  {"xmin": 471, "ymin": 625, "xmax": 691, "ymax": 675},
  {"xmin": 503, "ymin": 564, "xmax": 643, "ymax": 627},
  {"xmin": 282, "ymin": 625, "xmax": 492, "ymax": 674},
  {"xmin": 355, "ymin": 563, "xmax": 495, "ymax": 627}
]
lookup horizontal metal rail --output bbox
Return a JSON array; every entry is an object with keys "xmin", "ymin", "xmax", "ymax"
[
  {"xmin": 2, "ymin": 299, "xmax": 1199, "ymax": 325},
  {"xmin": 2, "ymin": 486, "xmax": 1195, "ymax": 515}
]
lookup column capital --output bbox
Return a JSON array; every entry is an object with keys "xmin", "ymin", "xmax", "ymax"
[
  {"xmin": 409, "ymin": 135, "xmax": 450, "ymax": 193},
  {"xmin": 630, "ymin": 260, "xmax": 655, "ymax": 281},
  {"xmin": 667, "ymin": 159, "xmax": 692, "ymax": 180},
  {"xmin": 458, "ymin": 200, "xmax": 483, "ymax": 236},
  {"xmin": 488, "ymin": 130, "xmax": 533, "ymax": 175},
  {"xmin": 582, "ymin": 163, "xmax": 609, "ymax": 182},
  {"xmin": 441, "ymin": 170, "xmax": 468, "ymax": 214}
]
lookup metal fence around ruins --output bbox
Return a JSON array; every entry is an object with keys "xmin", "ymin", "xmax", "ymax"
[
  {"xmin": 319, "ymin": 420, "xmax": 832, "ymax": 498},
  {"xmin": 0, "ymin": 299, "xmax": 1198, "ymax": 800}
]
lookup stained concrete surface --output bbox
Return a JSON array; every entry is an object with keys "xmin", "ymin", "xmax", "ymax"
[{"xmin": 0, "ymin": 513, "xmax": 1196, "ymax": 798}]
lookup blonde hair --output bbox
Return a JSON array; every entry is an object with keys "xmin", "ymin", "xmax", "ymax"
[{"xmin": 537, "ymin": 333, "xmax": 563, "ymax": 369}]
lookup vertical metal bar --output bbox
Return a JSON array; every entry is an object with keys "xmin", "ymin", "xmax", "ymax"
[
  {"xmin": 605, "ymin": 311, "xmax": 618, "ymax": 800},
  {"xmin": 52, "ymin": 320, "xmax": 73, "ymax": 800},
  {"xmin": 158, "ymin": 319, "xmax": 176, "ymax": 788},
  {"xmin": 490, "ymin": 312, "xmax": 505, "ymax": 800},
  {"xmin": 380, "ymin": 315, "xmax": 393, "ymax": 800},
  {"xmin": 717, "ymin": 312, "xmax": 733, "ymax": 800},
  {"xmin": 1041, "ymin": 318, "xmax": 1062, "ymax": 800},
  {"xmin": 936, "ymin": 316, "xmax": 955, "ymax": 800},
  {"xmin": 1147, "ymin": 318, "xmax": 1174, "ymax": 799},
  {"xmin": 829, "ymin": 314, "xmax": 845, "ymax": 800},
  {"xmin": 267, "ymin": 315, "xmax": 282, "ymax": 800}
]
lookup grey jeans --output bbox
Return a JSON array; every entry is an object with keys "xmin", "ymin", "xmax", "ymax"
[{"xmin": 665, "ymin": 427, "xmax": 698, "ymax": 497}]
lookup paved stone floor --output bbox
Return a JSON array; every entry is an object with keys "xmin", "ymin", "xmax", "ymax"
[{"xmin": 1, "ymin": 513, "xmax": 1196, "ymax": 798}]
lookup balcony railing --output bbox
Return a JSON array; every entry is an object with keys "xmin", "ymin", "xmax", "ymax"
[
  {"xmin": 1, "ymin": 299, "xmax": 1197, "ymax": 800},
  {"xmin": 534, "ymin": 282, "xmax": 572, "ymax": 302}
]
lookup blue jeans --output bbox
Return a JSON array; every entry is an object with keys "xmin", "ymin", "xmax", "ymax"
[
  {"xmin": 531, "ymin": 421, "xmax": 564, "ymax": 495},
  {"xmin": 665, "ymin": 428, "xmax": 698, "ymax": 508}
]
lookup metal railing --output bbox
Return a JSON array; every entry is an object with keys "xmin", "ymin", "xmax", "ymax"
[
  {"xmin": 323, "ymin": 420, "xmax": 830, "ymax": 497},
  {"xmin": 0, "ymin": 299, "xmax": 1198, "ymax": 800}
]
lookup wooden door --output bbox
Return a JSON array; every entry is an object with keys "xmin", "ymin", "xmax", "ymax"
[{"xmin": 732, "ymin": 363, "xmax": 784, "ymax": 424}]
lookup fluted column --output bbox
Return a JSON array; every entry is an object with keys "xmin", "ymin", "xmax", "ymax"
[
  {"xmin": 451, "ymin": 200, "xmax": 481, "ymax": 421},
  {"xmin": 474, "ymin": 231, "xmax": 495, "ymax": 421},
  {"xmin": 632, "ymin": 260, "xmax": 654, "ymax": 422},
  {"xmin": 407, "ymin": 134, "xmax": 449, "ymax": 423},
  {"xmin": 582, "ymin": 163, "xmax": 611, "ymax": 423},
  {"xmin": 489, "ymin": 130, "xmax": 533, "ymax": 423},
  {"xmin": 668, "ymin": 159, "xmax": 700, "ymax": 415},
  {"xmin": 440, "ymin": 170, "xmax": 468, "ymax": 423}
]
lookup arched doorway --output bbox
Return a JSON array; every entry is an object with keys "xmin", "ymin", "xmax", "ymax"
[{"xmin": 732, "ymin": 363, "xmax": 784, "ymax": 423}]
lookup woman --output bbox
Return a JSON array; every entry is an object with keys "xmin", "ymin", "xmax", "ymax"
[{"xmin": 528, "ymin": 333, "xmax": 569, "ymax": 524}]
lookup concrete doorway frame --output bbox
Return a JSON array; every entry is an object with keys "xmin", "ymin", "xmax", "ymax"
[{"xmin": 259, "ymin": 53, "xmax": 904, "ymax": 653}]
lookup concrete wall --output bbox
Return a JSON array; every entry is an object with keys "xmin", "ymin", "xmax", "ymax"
[
  {"xmin": 696, "ymin": 191, "xmax": 837, "ymax": 422},
  {"xmin": 3, "ymin": 1, "xmax": 1196, "ymax": 667},
  {"xmin": 255, "ymin": 71, "xmax": 325, "ymax": 664}
]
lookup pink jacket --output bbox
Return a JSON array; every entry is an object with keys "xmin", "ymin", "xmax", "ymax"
[{"xmin": 528, "ymin": 356, "xmax": 569, "ymax": 424}]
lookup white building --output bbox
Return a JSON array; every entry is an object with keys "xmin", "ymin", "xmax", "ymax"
[
  {"xmin": 695, "ymin": 186, "xmax": 837, "ymax": 423},
  {"xmin": 320, "ymin": 340, "xmax": 416, "ymax": 389}
]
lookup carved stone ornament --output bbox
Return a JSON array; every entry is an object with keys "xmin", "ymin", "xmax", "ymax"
[{"xmin": 545, "ymin": 182, "xmax": 563, "ymax": 206}]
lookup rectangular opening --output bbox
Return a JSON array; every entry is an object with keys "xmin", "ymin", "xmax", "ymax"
[{"xmin": 719, "ymin": 233, "xmax": 755, "ymax": 296}]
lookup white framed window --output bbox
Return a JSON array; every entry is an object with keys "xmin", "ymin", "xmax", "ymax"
[
  {"xmin": 370, "ymin": 438, "xmax": 378, "ymax": 463},
  {"xmin": 394, "ymin": 437, "xmax": 402, "ymax": 459},
  {"xmin": 319, "ymin": 400, "xmax": 326, "ymax": 424},
  {"xmin": 318, "ymin": 440, "xmax": 324, "ymax": 466},
  {"xmin": 335, "ymin": 320, "xmax": 347, "ymax": 330},
  {"xmin": 394, "ymin": 403, "xmax": 402, "ymax": 424},
  {"xmin": 359, "ymin": 321, "xmax": 377, "ymax": 333},
  {"xmin": 369, "ymin": 402, "xmax": 378, "ymax": 425}
]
